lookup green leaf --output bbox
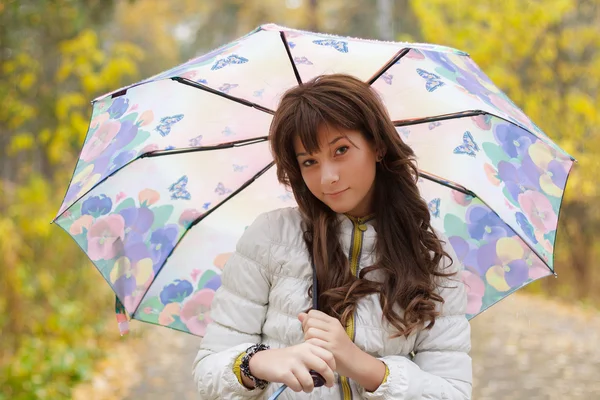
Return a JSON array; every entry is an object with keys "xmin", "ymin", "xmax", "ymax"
[
  {"xmin": 68, "ymin": 201, "xmax": 82, "ymax": 216},
  {"xmin": 503, "ymin": 187, "xmax": 519, "ymax": 208},
  {"xmin": 121, "ymin": 112, "xmax": 138, "ymax": 124},
  {"xmin": 481, "ymin": 277, "xmax": 506, "ymax": 308},
  {"xmin": 122, "ymin": 130, "xmax": 150, "ymax": 152},
  {"xmin": 114, "ymin": 198, "xmax": 135, "ymax": 213},
  {"xmin": 197, "ymin": 270, "xmax": 217, "ymax": 291},
  {"xmin": 136, "ymin": 296, "xmax": 163, "ymax": 324},
  {"xmin": 73, "ymin": 233, "xmax": 88, "ymax": 252},
  {"xmin": 443, "ymin": 213, "xmax": 468, "ymax": 239},
  {"xmin": 94, "ymin": 259, "xmax": 111, "ymax": 278},
  {"xmin": 434, "ymin": 66, "xmax": 459, "ymax": 81},
  {"xmin": 150, "ymin": 205, "xmax": 175, "ymax": 231},
  {"xmin": 482, "ymin": 142, "xmax": 511, "ymax": 166},
  {"xmin": 169, "ymin": 315, "xmax": 189, "ymax": 332},
  {"xmin": 547, "ymin": 194, "xmax": 562, "ymax": 215},
  {"xmin": 544, "ymin": 230, "xmax": 556, "ymax": 246}
]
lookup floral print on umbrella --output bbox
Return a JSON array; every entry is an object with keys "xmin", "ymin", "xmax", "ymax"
[
  {"xmin": 55, "ymin": 187, "xmax": 192, "ymax": 314},
  {"xmin": 424, "ymin": 182, "xmax": 553, "ymax": 319}
]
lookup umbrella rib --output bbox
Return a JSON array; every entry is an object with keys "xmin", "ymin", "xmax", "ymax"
[
  {"xmin": 393, "ymin": 110, "xmax": 486, "ymax": 126},
  {"xmin": 418, "ymin": 170, "xmax": 554, "ymax": 273},
  {"xmin": 417, "ymin": 170, "xmax": 474, "ymax": 196},
  {"xmin": 172, "ymin": 77, "xmax": 275, "ymax": 116},
  {"xmin": 52, "ymin": 137, "xmax": 269, "ymax": 223},
  {"xmin": 130, "ymin": 161, "xmax": 276, "ymax": 319},
  {"xmin": 367, "ymin": 48, "xmax": 411, "ymax": 85},
  {"xmin": 142, "ymin": 137, "xmax": 269, "ymax": 158},
  {"xmin": 395, "ymin": 112, "xmax": 575, "ymax": 162},
  {"xmin": 394, "ymin": 109, "xmax": 575, "ymax": 164},
  {"xmin": 279, "ymin": 31, "xmax": 302, "ymax": 85}
]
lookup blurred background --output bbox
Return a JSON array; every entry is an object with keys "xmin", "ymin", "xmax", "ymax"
[{"xmin": 1, "ymin": 0, "xmax": 599, "ymax": 399}]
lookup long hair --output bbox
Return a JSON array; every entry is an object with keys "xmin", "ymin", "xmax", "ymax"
[{"xmin": 269, "ymin": 74, "xmax": 454, "ymax": 337}]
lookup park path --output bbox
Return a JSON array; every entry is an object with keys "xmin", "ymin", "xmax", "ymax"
[{"xmin": 74, "ymin": 293, "xmax": 600, "ymax": 399}]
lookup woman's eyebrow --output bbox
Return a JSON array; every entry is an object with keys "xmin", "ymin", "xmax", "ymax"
[
  {"xmin": 296, "ymin": 136, "xmax": 347, "ymax": 157},
  {"xmin": 328, "ymin": 136, "xmax": 344, "ymax": 145}
]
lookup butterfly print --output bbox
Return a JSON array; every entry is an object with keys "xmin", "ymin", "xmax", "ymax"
[
  {"xmin": 189, "ymin": 135, "xmax": 203, "ymax": 147},
  {"xmin": 416, "ymin": 68, "xmax": 445, "ymax": 92},
  {"xmin": 218, "ymin": 83, "xmax": 239, "ymax": 94},
  {"xmin": 312, "ymin": 39, "xmax": 348, "ymax": 53},
  {"xmin": 428, "ymin": 198, "xmax": 441, "ymax": 218},
  {"xmin": 381, "ymin": 72, "xmax": 393, "ymax": 85},
  {"xmin": 168, "ymin": 175, "xmax": 191, "ymax": 200},
  {"xmin": 155, "ymin": 114, "xmax": 184, "ymax": 137},
  {"xmin": 428, "ymin": 121, "xmax": 441, "ymax": 130},
  {"xmin": 294, "ymin": 56, "xmax": 313, "ymax": 65},
  {"xmin": 278, "ymin": 192, "xmax": 293, "ymax": 202},
  {"xmin": 233, "ymin": 164, "xmax": 248, "ymax": 172},
  {"xmin": 214, "ymin": 182, "xmax": 232, "ymax": 196},
  {"xmin": 398, "ymin": 127, "xmax": 410, "ymax": 138},
  {"xmin": 211, "ymin": 55, "xmax": 249, "ymax": 71},
  {"xmin": 453, "ymin": 131, "xmax": 480, "ymax": 157}
]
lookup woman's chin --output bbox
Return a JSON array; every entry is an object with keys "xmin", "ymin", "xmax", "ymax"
[{"xmin": 322, "ymin": 200, "xmax": 355, "ymax": 215}]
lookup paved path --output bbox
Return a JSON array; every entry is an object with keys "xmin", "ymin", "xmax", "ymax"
[{"xmin": 82, "ymin": 293, "xmax": 600, "ymax": 399}]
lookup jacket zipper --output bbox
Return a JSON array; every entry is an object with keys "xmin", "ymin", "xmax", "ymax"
[{"xmin": 339, "ymin": 214, "xmax": 373, "ymax": 400}]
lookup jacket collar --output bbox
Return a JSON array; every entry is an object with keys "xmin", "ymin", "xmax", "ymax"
[{"xmin": 337, "ymin": 213, "xmax": 377, "ymax": 255}]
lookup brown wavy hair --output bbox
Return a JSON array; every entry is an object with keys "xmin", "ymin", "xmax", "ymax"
[{"xmin": 269, "ymin": 74, "xmax": 454, "ymax": 337}]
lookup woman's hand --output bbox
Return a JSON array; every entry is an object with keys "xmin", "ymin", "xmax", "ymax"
[
  {"xmin": 298, "ymin": 310, "xmax": 359, "ymax": 378},
  {"xmin": 298, "ymin": 310, "xmax": 387, "ymax": 391},
  {"xmin": 247, "ymin": 342, "xmax": 336, "ymax": 393}
]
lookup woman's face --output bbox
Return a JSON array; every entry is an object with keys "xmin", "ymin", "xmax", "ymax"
[{"xmin": 293, "ymin": 123, "xmax": 378, "ymax": 217}]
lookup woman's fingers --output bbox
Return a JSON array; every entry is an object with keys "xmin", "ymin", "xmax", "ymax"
[
  {"xmin": 304, "ymin": 326, "xmax": 328, "ymax": 341},
  {"xmin": 308, "ymin": 358, "xmax": 336, "ymax": 388},
  {"xmin": 307, "ymin": 339, "xmax": 336, "ymax": 370},
  {"xmin": 307, "ymin": 309, "xmax": 332, "ymax": 321},
  {"xmin": 292, "ymin": 366, "xmax": 316, "ymax": 393},
  {"xmin": 302, "ymin": 316, "xmax": 330, "ymax": 334},
  {"xmin": 282, "ymin": 371, "xmax": 303, "ymax": 393}
]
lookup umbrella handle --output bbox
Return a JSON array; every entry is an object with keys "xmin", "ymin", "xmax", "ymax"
[
  {"xmin": 267, "ymin": 371, "xmax": 326, "ymax": 400},
  {"xmin": 310, "ymin": 370, "xmax": 326, "ymax": 387},
  {"xmin": 268, "ymin": 254, "xmax": 326, "ymax": 400}
]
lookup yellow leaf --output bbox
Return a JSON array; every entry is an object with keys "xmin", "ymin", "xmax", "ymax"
[
  {"xmin": 18, "ymin": 72, "xmax": 36, "ymax": 91},
  {"xmin": 8, "ymin": 132, "xmax": 35, "ymax": 155}
]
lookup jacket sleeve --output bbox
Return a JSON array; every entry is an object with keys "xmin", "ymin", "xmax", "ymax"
[
  {"xmin": 192, "ymin": 212, "xmax": 273, "ymax": 399},
  {"xmin": 358, "ymin": 235, "xmax": 473, "ymax": 400}
]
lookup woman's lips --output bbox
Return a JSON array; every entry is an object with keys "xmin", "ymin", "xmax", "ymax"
[{"xmin": 325, "ymin": 188, "xmax": 349, "ymax": 197}]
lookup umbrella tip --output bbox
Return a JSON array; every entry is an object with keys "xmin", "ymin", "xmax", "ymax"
[{"xmin": 116, "ymin": 313, "xmax": 130, "ymax": 336}]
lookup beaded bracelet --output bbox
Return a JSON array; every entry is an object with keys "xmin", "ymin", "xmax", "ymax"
[{"xmin": 240, "ymin": 343, "xmax": 270, "ymax": 390}]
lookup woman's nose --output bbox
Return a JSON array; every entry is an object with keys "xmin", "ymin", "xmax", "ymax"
[{"xmin": 321, "ymin": 163, "xmax": 339, "ymax": 185}]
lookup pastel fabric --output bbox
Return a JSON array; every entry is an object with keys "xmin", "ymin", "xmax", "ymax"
[
  {"xmin": 54, "ymin": 24, "xmax": 573, "ymax": 337},
  {"xmin": 192, "ymin": 208, "xmax": 472, "ymax": 399}
]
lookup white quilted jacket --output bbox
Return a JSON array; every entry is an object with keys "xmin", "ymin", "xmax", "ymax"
[{"xmin": 193, "ymin": 207, "xmax": 472, "ymax": 399}]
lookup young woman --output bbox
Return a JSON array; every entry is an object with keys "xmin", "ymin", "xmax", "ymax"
[{"xmin": 193, "ymin": 74, "xmax": 472, "ymax": 399}]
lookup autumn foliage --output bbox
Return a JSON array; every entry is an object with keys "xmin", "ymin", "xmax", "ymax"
[{"xmin": 0, "ymin": 0, "xmax": 598, "ymax": 398}]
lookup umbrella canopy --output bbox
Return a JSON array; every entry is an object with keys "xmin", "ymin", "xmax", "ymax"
[{"xmin": 54, "ymin": 24, "xmax": 574, "ymax": 336}]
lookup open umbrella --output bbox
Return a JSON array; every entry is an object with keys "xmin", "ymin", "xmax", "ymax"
[{"xmin": 53, "ymin": 23, "xmax": 574, "ymax": 339}]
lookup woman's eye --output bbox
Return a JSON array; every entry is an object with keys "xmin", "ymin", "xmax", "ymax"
[
  {"xmin": 335, "ymin": 146, "xmax": 349, "ymax": 155},
  {"xmin": 302, "ymin": 159, "xmax": 316, "ymax": 167}
]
